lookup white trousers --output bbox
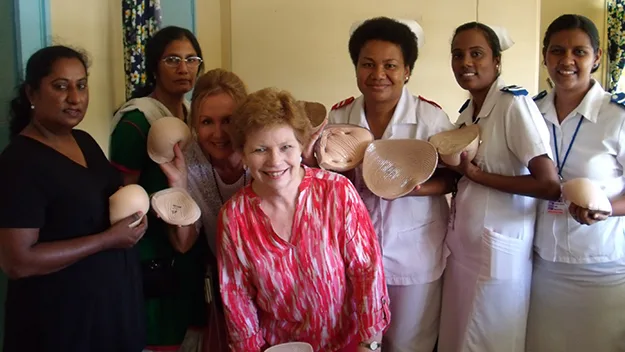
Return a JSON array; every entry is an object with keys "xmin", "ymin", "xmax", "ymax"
[
  {"xmin": 526, "ymin": 255, "xmax": 625, "ymax": 352},
  {"xmin": 383, "ymin": 279, "xmax": 441, "ymax": 352}
]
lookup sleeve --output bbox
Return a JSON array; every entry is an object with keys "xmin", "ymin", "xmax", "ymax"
[
  {"xmin": 216, "ymin": 206, "xmax": 265, "ymax": 352},
  {"xmin": 109, "ymin": 110, "xmax": 150, "ymax": 173},
  {"xmin": 504, "ymin": 96, "xmax": 553, "ymax": 166},
  {"xmin": 616, "ymin": 116, "xmax": 625, "ymax": 189},
  {"xmin": 0, "ymin": 161, "xmax": 46, "ymax": 229},
  {"xmin": 340, "ymin": 177, "xmax": 390, "ymax": 340}
]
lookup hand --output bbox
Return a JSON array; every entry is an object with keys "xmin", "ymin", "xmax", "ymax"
[
  {"xmin": 568, "ymin": 203, "xmax": 609, "ymax": 225},
  {"xmin": 159, "ymin": 143, "xmax": 188, "ymax": 189},
  {"xmin": 302, "ymin": 119, "xmax": 328, "ymax": 166},
  {"xmin": 106, "ymin": 212, "xmax": 148, "ymax": 248},
  {"xmin": 444, "ymin": 151, "xmax": 480, "ymax": 180}
]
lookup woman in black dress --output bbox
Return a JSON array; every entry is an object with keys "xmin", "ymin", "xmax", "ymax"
[{"xmin": 0, "ymin": 46, "xmax": 147, "ymax": 352}]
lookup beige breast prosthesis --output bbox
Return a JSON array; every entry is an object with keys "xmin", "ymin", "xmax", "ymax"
[
  {"xmin": 109, "ymin": 184, "xmax": 150, "ymax": 228},
  {"xmin": 147, "ymin": 116, "xmax": 192, "ymax": 164},
  {"xmin": 315, "ymin": 124, "xmax": 375, "ymax": 172},
  {"xmin": 145, "ymin": 116, "xmax": 202, "ymax": 226},
  {"xmin": 429, "ymin": 124, "xmax": 480, "ymax": 167},
  {"xmin": 562, "ymin": 178, "xmax": 612, "ymax": 215},
  {"xmin": 362, "ymin": 139, "xmax": 439, "ymax": 199}
]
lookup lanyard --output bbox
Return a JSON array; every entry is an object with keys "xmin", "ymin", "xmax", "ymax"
[{"xmin": 552, "ymin": 115, "xmax": 584, "ymax": 177}]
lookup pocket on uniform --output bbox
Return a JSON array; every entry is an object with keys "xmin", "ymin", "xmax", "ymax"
[{"xmin": 480, "ymin": 228, "xmax": 531, "ymax": 281}]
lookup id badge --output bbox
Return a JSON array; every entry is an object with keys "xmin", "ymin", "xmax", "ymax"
[{"xmin": 547, "ymin": 196, "xmax": 567, "ymax": 215}]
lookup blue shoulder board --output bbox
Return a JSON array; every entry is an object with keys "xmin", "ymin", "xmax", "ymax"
[
  {"xmin": 458, "ymin": 99, "xmax": 470, "ymax": 113},
  {"xmin": 500, "ymin": 85, "xmax": 528, "ymax": 96},
  {"xmin": 532, "ymin": 90, "xmax": 547, "ymax": 101},
  {"xmin": 611, "ymin": 92, "xmax": 625, "ymax": 109}
]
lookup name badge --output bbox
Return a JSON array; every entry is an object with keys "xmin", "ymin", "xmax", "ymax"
[{"xmin": 547, "ymin": 197, "xmax": 567, "ymax": 215}]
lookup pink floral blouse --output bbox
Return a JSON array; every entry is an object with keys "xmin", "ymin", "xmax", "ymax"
[{"xmin": 217, "ymin": 167, "xmax": 390, "ymax": 352}]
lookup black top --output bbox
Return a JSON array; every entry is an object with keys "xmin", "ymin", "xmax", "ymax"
[{"xmin": 0, "ymin": 130, "xmax": 145, "ymax": 352}]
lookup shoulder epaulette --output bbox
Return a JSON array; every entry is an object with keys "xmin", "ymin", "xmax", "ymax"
[
  {"xmin": 331, "ymin": 97, "xmax": 355, "ymax": 111},
  {"xmin": 418, "ymin": 95, "xmax": 442, "ymax": 109},
  {"xmin": 532, "ymin": 90, "xmax": 547, "ymax": 101},
  {"xmin": 500, "ymin": 85, "xmax": 528, "ymax": 96},
  {"xmin": 611, "ymin": 92, "xmax": 625, "ymax": 109},
  {"xmin": 458, "ymin": 99, "xmax": 470, "ymax": 113}
]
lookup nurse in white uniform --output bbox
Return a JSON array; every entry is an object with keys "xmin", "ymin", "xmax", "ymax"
[
  {"xmin": 437, "ymin": 22, "xmax": 561, "ymax": 352},
  {"xmin": 526, "ymin": 14, "xmax": 625, "ymax": 352},
  {"xmin": 327, "ymin": 17, "xmax": 456, "ymax": 352}
]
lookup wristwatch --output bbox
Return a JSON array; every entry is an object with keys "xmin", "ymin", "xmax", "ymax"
[{"xmin": 358, "ymin": 341, "xmax": 381, "ymax": 350}]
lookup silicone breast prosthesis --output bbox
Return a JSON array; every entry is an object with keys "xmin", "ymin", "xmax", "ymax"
[
  {"xmin": 299, "ymin": 101, "xmax": 328, "ymax": 133},
  {"xmin": 315, "ymin": 124, "xmax": 375, "ymax": 172},
  {"xmin": 429, "ymin": 124, "xmax": 480, "ymax": 167},
  {"xmin": 109, "ymin": 184, "xmax": 150, "ymax": 228},
  {"xmin": 362, "ymin": 139, "xmax": 439, "ymax": 199},
  {"xmin": 150, "ymin": 188, "xmax": 202, "ymax": 227},
  {"xmin": 562, "ymin": 178, "xmax": 612, "ymax": 215},
  {"xmin": 147, "ymin": 116, "xmax": 192, "ymax": 164}
]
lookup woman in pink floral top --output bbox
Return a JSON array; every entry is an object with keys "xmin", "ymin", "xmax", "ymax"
[{"xmin": 217, "ymin": 88, "xmax": 390, "ymax": 352}]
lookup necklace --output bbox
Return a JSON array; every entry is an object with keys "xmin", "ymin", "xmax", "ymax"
[{"xmin": 209, "ymin": 157, "xmax": 246, "ymax": 205}]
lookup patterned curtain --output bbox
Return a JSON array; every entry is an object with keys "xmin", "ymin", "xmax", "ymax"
[
  {"xmin": 122, "ymin": 0, "xmax": 162, "ymax": 100},
  {"xmin": 608, "ymin": 0, "xmax": 625, "ymax": 92}
]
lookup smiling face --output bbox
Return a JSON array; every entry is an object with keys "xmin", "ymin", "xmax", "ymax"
[
  {"xmin": 27, "ymin": 57, "xmax": 89, "ymax": 131},
  {"xmin": 356, "ymin": 40, "xmax": 409, "ymax": 105},
  {"xmin": 451, "ymin": 28, "xmax": 500, "ymax": 93},
  {"xmin": 194, "ymin": 92, "xmax": 237, "ymax": 162},
  {"xmin": 242, "ymin": 124, "xmax": 303, "ymax": 194},
  {"xmin": 544, "ymin": 28, "xmax": 601, "ymax": 94},
  {"xmin": 155, "ymin": 39, "xmax": 200, "ymax": 96}
]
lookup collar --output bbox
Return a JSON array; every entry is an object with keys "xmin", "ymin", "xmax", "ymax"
[
  {"xmin": 539, "ymin": 80, "xmax": 604, "ymax": 125},
  {"xmin": 456, "ymin": 76, "xmax": 505, "ymax": 126},
  {"xmin": 348, "ymin": 86, "xmax": 415, "ymax": 128}
]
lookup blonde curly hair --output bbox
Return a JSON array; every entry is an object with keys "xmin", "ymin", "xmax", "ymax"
[{"xmin": 230, "ymin": 87, "xmax": 312, "ymax": 150}]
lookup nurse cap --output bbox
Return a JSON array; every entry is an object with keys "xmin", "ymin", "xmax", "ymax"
[
  {"xmin": 350, "ymin": 18, "xmax": 425, "ymax": 50},
  {"xmin": 488, "ymin": 24, "xmax": 515, "ymax": 51}
]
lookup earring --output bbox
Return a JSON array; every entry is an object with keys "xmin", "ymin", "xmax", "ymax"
[
  {"xmin": 30, "ymin": 104, "xmax": 34, "ymax": 110},
  {"xmin": 242, "ymin": 164, "xmax": 248, "ymax": 171},
  {"xmin": 300, "ymin": 156, "xmax": 303, "ymax": 163}
]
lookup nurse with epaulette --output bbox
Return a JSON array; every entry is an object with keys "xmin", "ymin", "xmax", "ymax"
[
  {"xmin": 327, "ymin": 17, "xmax": 457, "ymax": 352},
  {"xmin": 526, "ymin": 14, "xmax": 625, "ymax": 352},
  {"xmin": 437, "ymin": 23, "xmax": 561, "ymax": 352}
]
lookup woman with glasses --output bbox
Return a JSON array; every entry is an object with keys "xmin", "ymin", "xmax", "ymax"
[{"xmin": 110, "ymin": 26, "xmax": 207, "ymax": 352}]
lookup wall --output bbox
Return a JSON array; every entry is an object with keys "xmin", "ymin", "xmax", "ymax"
[
  {"xmin": 49, "ymin": 0, "xmax": 125, "ymax": 153},
  {"xmin": 539, "ymin": 0, "xmax": 608, "ymax": 92},
  {"xmin": 222, "ymin": 0, "xmax": 541, "ymax": 121}
]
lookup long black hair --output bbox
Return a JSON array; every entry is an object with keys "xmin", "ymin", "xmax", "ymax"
[
  {"xmin": 8, "ymin": 45, "xmax": 89, "ymax": 139},
  {"xmin": 131, "ymin": 26, "xmax": 204, "ymax": 99}
]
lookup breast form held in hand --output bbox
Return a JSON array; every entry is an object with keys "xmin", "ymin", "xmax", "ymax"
[
  {"xmin": 562, "ymin": 178, "xmax": 612, "ymax": 215},
  {"xmin": 315, "ymin": 124, "xmax": 374, "ymax": 172},
  {"xmin": 147, "ymin": 116, "xmax": 192, "ymax": 164},
  {"xmin": 363, "ymin": 139, "xmax": 438, "ymax": 199},
  {"xmin": 300, "ymin": 101, "xmax": 327, "ymax": 133},
  {"xmin": 109, "ymin": 184, "xmax": 150, "ymax": 227},
  {"xmin": 150, "ymin": 188, "xmax": 201, "ymax": 226},
  {"xmin": 429, "ymin": 124, "xmax": 480, "ymax": 167}
]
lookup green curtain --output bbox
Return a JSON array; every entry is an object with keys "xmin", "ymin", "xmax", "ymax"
[{"xmin": 608, "ymin": 0, "xmax": 625, "ymax": 92}]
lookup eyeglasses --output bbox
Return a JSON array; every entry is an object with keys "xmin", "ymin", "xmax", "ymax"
[{"xmin": 161, "ymin": 55, "xmax": 203, "ymax": 68}]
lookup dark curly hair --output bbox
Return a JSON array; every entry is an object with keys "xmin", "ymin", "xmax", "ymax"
[{"xmin": 348, "ymin": 17, "xmax": 419, "ymax": 75}]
